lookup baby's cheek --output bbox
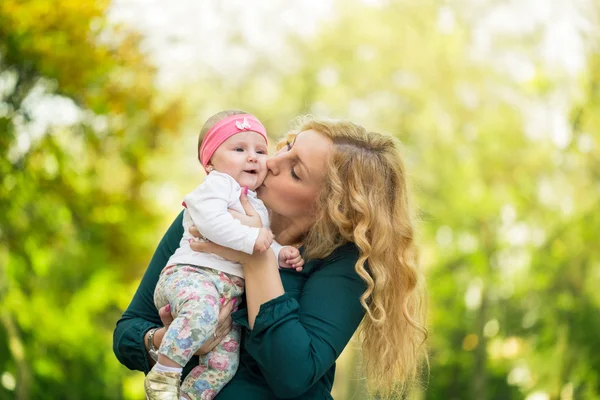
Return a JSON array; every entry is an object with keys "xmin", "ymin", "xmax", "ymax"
[{"xmin": 258, "ymin": 166, "xmax": 268, "ymax": 182}]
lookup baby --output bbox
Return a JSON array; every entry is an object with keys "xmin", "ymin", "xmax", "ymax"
[{"xmin": 144, "ymin": 111, "xmax": 303, "ymax": 400}]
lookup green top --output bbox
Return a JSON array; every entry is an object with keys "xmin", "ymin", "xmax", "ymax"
[{"xmin": 113, "ymin": 212, "xmax": 366, "ymax": 399}]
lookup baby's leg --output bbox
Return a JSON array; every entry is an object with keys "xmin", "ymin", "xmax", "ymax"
[
  {"xmin": 180, "ymin": 325, "xmax": 241, "ymax": 400},
  {"xmin": 154, "ymin": 265, "xmax": 221, "ymax": 367},
  {"xmin": 181, "ymin": 272, "xmax": 245, "ymax": 400}
]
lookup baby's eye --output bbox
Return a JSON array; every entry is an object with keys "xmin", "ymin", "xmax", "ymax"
[
  {"xmin": 234, "ymin": 148, "xmax": 244, "ymax": 152},
  {"xmin": 257, "ymin": 150, "xmax": 266, "ymax": 155}
]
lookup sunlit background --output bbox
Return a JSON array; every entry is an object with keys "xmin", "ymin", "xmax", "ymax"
[{"xmin": 1, "ymin": 0, "xmax": 599, "ymax": 399}]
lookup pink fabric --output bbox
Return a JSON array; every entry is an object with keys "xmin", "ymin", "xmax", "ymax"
[{"xmin": 199, "ymin": 114, "xmax": 268, "ymax": 172}]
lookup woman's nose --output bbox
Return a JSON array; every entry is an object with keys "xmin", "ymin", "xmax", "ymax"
[{"xmin": 266, "ymin": 157, "xmax": 280, "ymax": 175}]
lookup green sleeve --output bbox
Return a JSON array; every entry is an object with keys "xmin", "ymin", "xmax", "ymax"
[
  {"xmin": 112, "ymin": 211, "xmax": 184, "ymax": 373},
  {"xmin": 234, "ymin": 243, "xmax": 367, "ymax": 398}
]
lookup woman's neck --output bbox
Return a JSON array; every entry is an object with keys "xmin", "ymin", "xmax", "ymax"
[{"xmin": 269, "ymin": 212, "xmax": 309, "ymax": 246}]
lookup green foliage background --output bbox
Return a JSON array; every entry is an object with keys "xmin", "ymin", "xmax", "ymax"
[{"xmin": 1, "ymin": 0, "xmax": 598, "ymax": 399}]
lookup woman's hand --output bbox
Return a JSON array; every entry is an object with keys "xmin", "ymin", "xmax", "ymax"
[
  {"xmin": 189, "ymin": 227, "xmax": 273, "ymax": 267},
  {"xmin": 228, "ymin": 187, "xmax": 263, "ymax": 228},
  {"xmin": 228, "ymin": 209, "xmax": 262, "ymax": 228},
  {"xmin": 157, "ymin": 300, "xmax": 235, "ymax": 356},
  {"xmin": 188, "ymin": 226, "xmax": 253, "ymax": 264},
  {"xmin": 188, "ymin": 188, "xmax": 269, "ymax": 262}
]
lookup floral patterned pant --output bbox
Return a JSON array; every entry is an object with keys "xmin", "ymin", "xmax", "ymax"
[{"xmin": 154, "ymin": 264, "xmax": 245, "ymax": 400}]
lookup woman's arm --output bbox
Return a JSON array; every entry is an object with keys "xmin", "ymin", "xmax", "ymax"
[
  {"xmin": 239, "ymin": 250, "xmax": 285, "ymax": 328},
  {"xmin": 112, "ymin": 211, "xmax": 184, "ymax": 373},
  {"xmin": 242, "ymin": 244, "xmax": 366, "ymax": 398}
]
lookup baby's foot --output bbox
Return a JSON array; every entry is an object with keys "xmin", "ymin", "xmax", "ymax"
[{"xmin": 144, "ymin": 369, "xmax": 180, "ymax": 400}]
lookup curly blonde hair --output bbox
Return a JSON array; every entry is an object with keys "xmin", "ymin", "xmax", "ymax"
[{"xmin": 278, "ymin": 117, "xmax": 428, "ymax": 398}]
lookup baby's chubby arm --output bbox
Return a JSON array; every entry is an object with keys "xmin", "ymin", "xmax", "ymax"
[{"xmin": 184, "ymin": 173, "xmax": 272, "ymax": 254}]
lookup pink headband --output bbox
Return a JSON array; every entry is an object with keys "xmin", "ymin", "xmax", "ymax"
[{"xmin": 199, "ymin": 114, "xmax": 268, "ymax": 172}]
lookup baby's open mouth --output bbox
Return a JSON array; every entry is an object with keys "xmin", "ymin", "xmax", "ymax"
[{"xmin": 244, "ymin": 169, "xmax": 258, "ymax": 174}]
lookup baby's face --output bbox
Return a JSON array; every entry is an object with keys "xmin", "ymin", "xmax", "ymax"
[{"xmin": 209, "ymin": 131, "xmax": 268, "ymax": 191}]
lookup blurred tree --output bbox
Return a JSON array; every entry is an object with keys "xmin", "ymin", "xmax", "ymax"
[{"xmin": 0, "ymin": 0, "xmax": 183, "ymax": 398}]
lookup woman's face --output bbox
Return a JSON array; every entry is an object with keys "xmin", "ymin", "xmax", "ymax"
[{"xmin": 257, "ymin": 129, "xmax": 332, "ymax": 222}]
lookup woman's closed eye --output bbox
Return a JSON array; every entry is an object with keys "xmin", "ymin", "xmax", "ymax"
[
  {"xmin": 282, "ymin": 141, "xmax": 301, "ymax": 180},
  {"xmin": 290, "ymin": 167, "xmax": 300, "ymax": 181}
]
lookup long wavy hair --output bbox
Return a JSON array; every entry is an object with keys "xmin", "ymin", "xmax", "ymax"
[{"xmin": 278, "ymin": 117, "xmax": 428, "ymax": 397}]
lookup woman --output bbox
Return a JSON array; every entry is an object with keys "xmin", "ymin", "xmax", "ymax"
[{"xmin": 113, "ymin": 118, "xmax": 428, "ymax": 399}]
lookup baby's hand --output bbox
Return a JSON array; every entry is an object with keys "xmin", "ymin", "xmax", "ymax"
[
  {"xmin": 253, "ymin": 228, "xmax": 274, "ymax": 253},
  {"xmin": 278, "ymin": 246, "xmax": 304, "ymax": 272}
]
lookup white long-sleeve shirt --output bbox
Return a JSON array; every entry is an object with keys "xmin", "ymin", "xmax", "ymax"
[{"xmin": 166, "ymin": 171, "xmax": 280, "ymax": 278}]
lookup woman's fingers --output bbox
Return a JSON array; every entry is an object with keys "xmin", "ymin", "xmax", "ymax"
[
  {"xmin": 191, "ymin": 241, "xmax": 241, "ymax": 262},
  {"xmin": 158, "ymin": 304, "xmax": 174, "ymax": 328},
  {"xmin": 194, "ymin": 299, "xmax": 235, "ymax": 355},
  {"xmin": 228, "ymin": 209, "xmax": 262, "ymax": 228},
  {"xmin": 219, "ymin": 298, "xmax": 234, "ymax": 319},
  {"xmin": 189, "ymin": 225, "xmax": 203, "ymax": 239},
  {"xmin": 195, "ymin": 335, "xmax": 219, "ymax": 355},
  {"xmin": 190, "ymin": 240, "xmax": 247, "ymax": 264},
  {"xmin": 229, "ymin": 192, "xmax": 263, "ymax": 228},
  {"xmin": 239, "ymin": 188, "xmax": 257, "ymax": 217},
  {"xmin": 189, "ymin": 240, "xmax": 228, "ymax": 257},
  {"xmin": 228, "ymin": 209, "xmax": 246, "ymax": 220},
  {"xmin": 214, "ymin": 316, "xmax": 233, "ymax": 339},
  {"xmin": 190, "ymin": 240, "xmax": 216, "ymax": 253},
  {"xmin": 215, "ymin": 298, "xmax": 234, "ymax": 333}
]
